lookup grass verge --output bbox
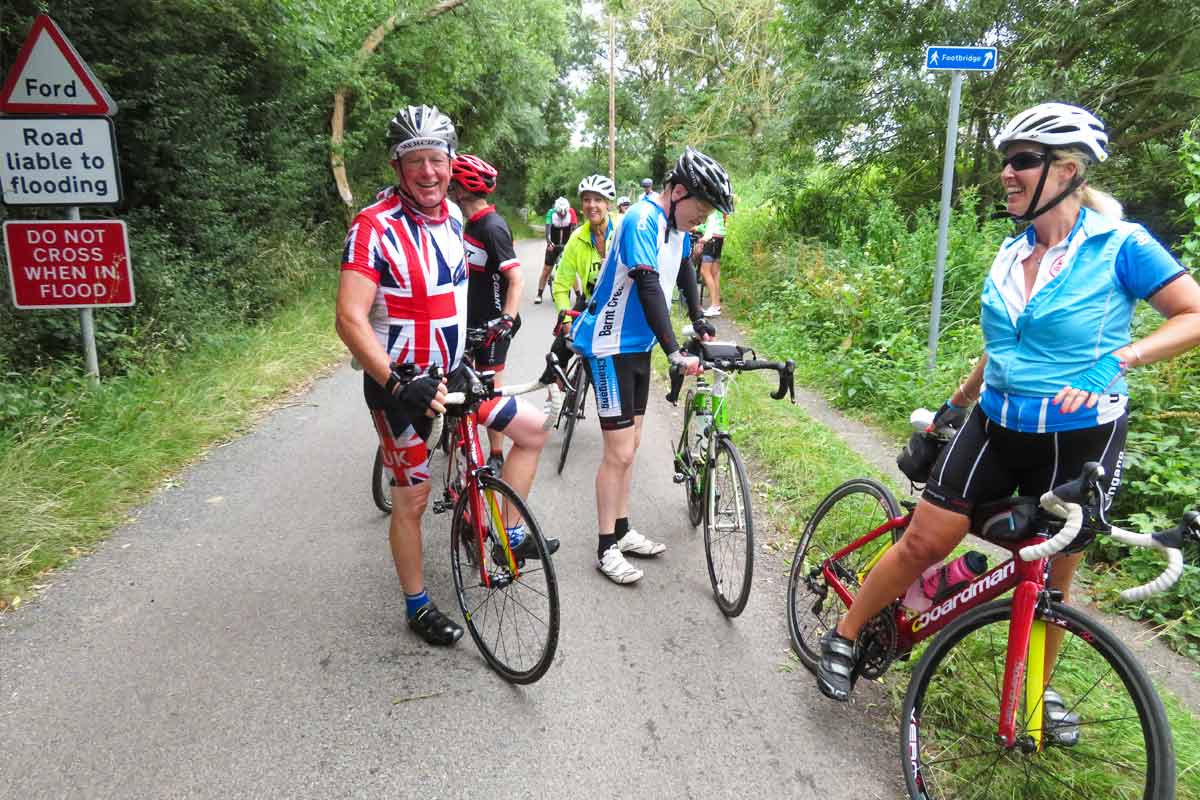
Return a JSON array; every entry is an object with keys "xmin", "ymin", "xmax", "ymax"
[
  {"xmin": 0, "ymin": 274, "xmax": 346, "ymax": 609},
  {"xmin": 653, "ymin": 315, "xmax": 1199, "ymax": 796}
]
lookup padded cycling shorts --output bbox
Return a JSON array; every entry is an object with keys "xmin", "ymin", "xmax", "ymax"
[
  {"xmin": 923, "ymin": 405, "xmax": 1127, "ymax": 518},
  {"xmin": 583, "ymin": 351, "xmax": 651, "ymax": 431}
]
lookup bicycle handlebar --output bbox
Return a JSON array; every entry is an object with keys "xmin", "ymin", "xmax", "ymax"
[
  {"xmin": 1021, "ymin": 462, "xmax": 1199, "ymax": 600},
  {"xmin": 423, "ymin": 355, "xmax": 564, "ymax": 449},
  {"xmin": 665, "ymin": 335, "xmax": 795, "ymax": 405}
]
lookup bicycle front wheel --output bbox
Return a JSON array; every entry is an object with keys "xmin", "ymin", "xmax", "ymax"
[
  {"xmin": 901, "ymin": 599, "xmax": 1174, "ymax": 800},
  {"xmin": 371, "ymin": 447, "xmax": 392, "ymax": 514},
  {"xmin": 704, "ymin": 437, "xmax": 754, "ymax": 616},
  {"xmin": 787, "ymin": 478, "xmax": 901, "ymax": 671},
  {"xmin": 450, "ymin": 473, "xmax": 560, "ymax": 684}
]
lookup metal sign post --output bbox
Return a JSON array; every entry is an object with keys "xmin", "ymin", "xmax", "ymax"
[{"xmin": 925, "ymin": 45, "xmax": 998, "ymax": 370}]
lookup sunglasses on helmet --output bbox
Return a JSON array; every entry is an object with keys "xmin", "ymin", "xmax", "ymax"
[{"xmin": 1002, "ymin": 151, "xmax": 1050, "ymax": 172}]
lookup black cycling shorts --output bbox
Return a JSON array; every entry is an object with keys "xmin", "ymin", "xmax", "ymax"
[
  {"xmin": 583, "ymin": 352, "xmax": 651, "ymax": 431},
  {"xmin": 702, "ymin": 237, "xmax": 724, "ymax": 261},
  {"xmin": 923, "ymin": 406, "xmax": 1127, "ymax": 517},
  {"xmin": 363, "ymin": 373, "xmax": 434, "ymax": 487}
]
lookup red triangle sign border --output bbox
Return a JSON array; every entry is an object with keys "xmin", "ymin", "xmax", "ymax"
[{"xmin": 0, "ymin": 14, "xmax": 116, "ymax": 115}]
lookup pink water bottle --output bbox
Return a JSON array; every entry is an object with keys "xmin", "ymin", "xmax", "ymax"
[{"xmin": 903, "ymin": 551, "xmax": 987, "ymax": 613}]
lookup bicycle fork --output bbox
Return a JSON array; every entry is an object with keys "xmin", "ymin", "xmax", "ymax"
[{"xmin": 998, "ymin": 564, "xmax": 1050, "ymax": 751}]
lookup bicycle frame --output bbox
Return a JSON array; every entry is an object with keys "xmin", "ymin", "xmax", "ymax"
[
  {"xmin": 821, "ymin": 513, "xmax": 1055, "ymax": 749},
  {"xmin": 445, "ymin": 405, "xmax": 521, "ymax": 588}
]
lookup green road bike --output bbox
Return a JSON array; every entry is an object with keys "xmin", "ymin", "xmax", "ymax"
[{"xmin": 668, "ymin": 335, "xmax": 794, "ymax": 616}]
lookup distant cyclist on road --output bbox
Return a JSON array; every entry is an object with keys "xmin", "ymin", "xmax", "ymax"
[
  {"xmin": 537, "ymin": 197, "xmax": 577, "ymax": 304},
  {"xmin": 639, "ymin": 177, "xmax": 654, "ymax": 200},
  {"xmin": 571, "ymin": 148, "xmax": 731, "ymax": 584},
  {"xmin": 448, "ymin": 153, "xmax": 524, "ymax": 472},
  {"xmin": 540, "ymin": 174, "xmax": 617, "ymax": 385},
  {"xmin": 698, "ymin": 207, "xmax": 727, "ymax": 318},
  {"xmin": 336, "ymin": 105, "xmax": 553, "ymax": 649}
]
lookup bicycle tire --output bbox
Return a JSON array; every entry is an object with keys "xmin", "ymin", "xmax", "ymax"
[
  {"xmin": 371, "ymin": 446, "xmax": 392, "ymax": 514},
  {"xmin": 449, "ymin": 473, "xmax": 560, "ymax": 684},
  {"xmin": 786, "ymin": 477, "xmax": 901, "ymax": 671},
  {"xmin": 900, "ymin": 599, "xmax": 1174, "ymax": 800},
  {"xmin": 704, "ymin": 437, "xmax": 754, "ymax": 616},
  {"xmin": 676, "ymin": 388, "xmax": 705, "ymax": 528},
  {"xmin": 556, "ymin": 359, "xmax": 585, "ymax": 475}
]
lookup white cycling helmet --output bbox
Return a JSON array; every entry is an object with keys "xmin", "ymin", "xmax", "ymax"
[
  {"xmin": 578, "ymin": 174, "xmax": 616, "ymax": 200},
  {"xmin": 553, "ymin": 196, "xmax": 569, "ymax": 213},
  {"xmin": 993, "ymin": 103, "xmax": 1108, "ymax": 163},
  {"xmin": 617, "ymin": 195, "xmax": 631, "ymax": 207}
]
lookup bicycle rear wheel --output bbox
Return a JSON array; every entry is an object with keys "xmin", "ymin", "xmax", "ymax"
[
  {"xmin": 450, "ymin": 473, "xmax": 560, "ymax": 684},
  {"xmin": 786, "ymin": 478, "xmax": 901, "ymax": 670},
  {"xmin": 556, "ymin": 358, "xmax": 586, "ymax": 475},
  {"xmin": 371, "ymin": 447, "xmax": 392, "ymax": 514},
  {"xmin": 704, "ymin": 437, "xmax": 754, "ymax": 616},
  {"xmin": 901, "ymin": 599, "xmax": 1174, "ymax": 800}
]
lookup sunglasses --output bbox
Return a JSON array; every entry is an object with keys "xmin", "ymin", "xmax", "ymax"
[{"xmin": 1002, "ymin": 151, "xmax": 1050, "ymax": 172}]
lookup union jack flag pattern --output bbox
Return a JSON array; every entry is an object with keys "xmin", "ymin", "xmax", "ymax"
[
  {"xmin": 342, "ymin": 187, "xmax": 468, "ymax": 373},
  {"xmin": 343, "ymin": 188, "xmax": 468, "ymax": 487}
]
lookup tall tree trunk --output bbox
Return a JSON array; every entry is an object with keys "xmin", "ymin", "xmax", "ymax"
[{"xmin": 330, "ymin": 0, "xmax": 469, "ymax": 212}]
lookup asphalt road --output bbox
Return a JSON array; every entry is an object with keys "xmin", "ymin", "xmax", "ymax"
[{"xmin": 0, "ymin": 237, "xmax": 903, "ymax": 799}]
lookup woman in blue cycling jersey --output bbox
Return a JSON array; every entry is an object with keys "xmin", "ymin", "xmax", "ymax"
[{"xmin": 816, "ymin": 103, "xmax": 1200, "ymax": 714}]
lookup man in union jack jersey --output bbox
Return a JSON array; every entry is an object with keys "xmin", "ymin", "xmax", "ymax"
[{"xmin": 335, "ymin": 105, "xmax": 550, "ymax": 647}]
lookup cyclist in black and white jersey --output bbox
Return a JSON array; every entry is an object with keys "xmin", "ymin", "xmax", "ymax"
[{"xmin": 537, "ymin": 197, "xmax": 577, "ymax": 304}]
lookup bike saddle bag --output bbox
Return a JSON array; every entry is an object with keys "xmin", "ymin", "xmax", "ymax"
[
  {"xmin": 972, "ymin": 497, "xmax": 1040, "ymax": 543},
  {"xmin": 897, "ymin": 432, "xmax": 945, "ymax": 483},
  {"xmin": 699, "ymin": 341, "xmax": 745, "ymax": 362}
]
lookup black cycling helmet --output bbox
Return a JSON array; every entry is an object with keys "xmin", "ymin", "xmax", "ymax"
[
  {"xmin": 387, "ymin": 105, "xmax": 457, "ymax": 161},
  {"xmin": 663, "ymin": 147, "xmax": 733, "ymax": 240},
  {"xmin": 669, "ymin": 147, "xmax": 733, "ymax": 214}
]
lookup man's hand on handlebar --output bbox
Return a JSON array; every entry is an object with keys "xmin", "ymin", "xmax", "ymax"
[
  {"xmin": 668, "ymin": 349, "xmax": 702, "ymax": 376},
  {"xmin": 385, "ymin": 365, "xmax": 447, "ymax": 418},
  {"xmin": 484, "ymin": 314, "xmax": 515, "ymax": 346},
  {"xmin": 691, "ymin": 317, "xmax": 716, "ymax": 341}
]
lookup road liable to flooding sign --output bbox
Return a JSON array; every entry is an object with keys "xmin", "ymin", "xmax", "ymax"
[
  {"xmin": 0, "ymin": 116, "xmax": 121, "ymax": 206},
  {"xmin": 4, "ymin": 220, "xmax": 133, "ymax": 309}
]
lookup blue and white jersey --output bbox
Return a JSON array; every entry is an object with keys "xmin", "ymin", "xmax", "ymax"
[
  {"xmin": 979, "ymin": 207, "xmax": 1184, "ymax": 432},
  {"xmin": 572, "ymin": 198, "xmax": 689, "ymax": 357}
]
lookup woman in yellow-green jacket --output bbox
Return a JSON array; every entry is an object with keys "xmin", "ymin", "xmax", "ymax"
[{"xmin": 543, "ymin": 174, "xmax": 616, "ymax": 379}]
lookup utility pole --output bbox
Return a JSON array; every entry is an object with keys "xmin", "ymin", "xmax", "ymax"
[{"xmin": 608, "ymin": 13, "xmax": 616, "ymax": 183}]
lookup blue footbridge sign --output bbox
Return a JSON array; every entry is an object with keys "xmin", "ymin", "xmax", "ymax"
[{"xmin": 925, "ymin": 46, "xmax": 998, "ymax": 72}]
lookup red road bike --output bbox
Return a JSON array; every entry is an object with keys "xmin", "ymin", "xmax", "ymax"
[{"xmin": 787, "ymin": 454, "xmax": 1196, "ymax": 799}]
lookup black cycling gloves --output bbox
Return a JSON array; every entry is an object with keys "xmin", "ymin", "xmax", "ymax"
[
  {"xmin": 385, "ymin": 364, "xmax": 443, "ymax": 418},
  {"xmin": 932, "ymin": 401, "xmax": 969, "ymax": 431},
  {"xmin": 691, "ymin": 317, "xmax": 716, "ymax": 339}
]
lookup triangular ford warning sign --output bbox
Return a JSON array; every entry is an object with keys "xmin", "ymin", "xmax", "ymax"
[{"xmin": 0, "ymin": 15, "xmax": 117, "ymax": 115}]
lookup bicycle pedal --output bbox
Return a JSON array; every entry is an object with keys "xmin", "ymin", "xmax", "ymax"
[
  {"xmin": 432, "ymin": 500, "xmax": 451, "ymax": 514},
  {"xmin": 673, "ymin": 472, "xmax": 688, "ymax": 484}
]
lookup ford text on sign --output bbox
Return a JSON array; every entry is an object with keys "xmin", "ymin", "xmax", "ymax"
[
  {"xmin": 4, "ymin": 220, "xmax": 134, "ymax": 309},
  {"xmin": 0, "ymin": 117, "xmax": 122, "ymax": 206}
]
